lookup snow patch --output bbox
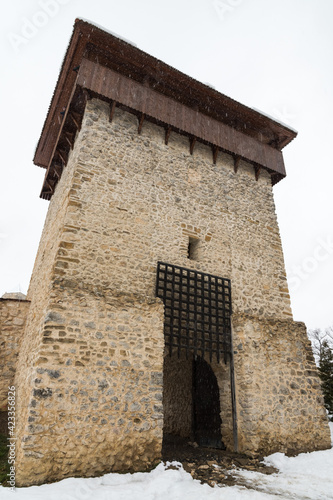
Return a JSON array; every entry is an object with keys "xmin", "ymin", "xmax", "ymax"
[
  {"xmin": 251, "ymin": 106, "xmax": 298, "ymax": 133},
  {"xmin": 203, "ymin": 82, "xmax": 216, "ymax": 90},
  {"xmin": 1, "ymin": 425, "xmax": 332, "ymax": 499},
  {"xmin": 77, "ymin": 18, "xmax": 138, "ymax": 47}
]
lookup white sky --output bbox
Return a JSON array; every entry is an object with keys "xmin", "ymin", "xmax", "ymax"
[{"xmin": 0, "ymin": 0, "xmax": 332, "ymax": 330}]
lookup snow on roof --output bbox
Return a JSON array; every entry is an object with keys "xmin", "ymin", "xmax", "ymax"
[
  {"xmin": 251, "ymin": 107, "xmax": 298, "ymax": 134},
  {"xmin": 76, "ymin": 18, "xmax": 138, "ymax": 47}
]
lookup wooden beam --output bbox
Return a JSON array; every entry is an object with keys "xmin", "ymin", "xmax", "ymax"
[
  {"xmin": 212, "ymin": 145, "xmax": 219, "ymax": 164},
  {"xmin": 165, "ymin": 126, "xmax": 171, "ymax": 145},
  {"xmin": 45, "ymin": 179, "xmax": 55, "ymax": 194},
  {"xmin": 138, "ymin": 113, "xmax": 145, "ymax": 134},
  {"xmin": 254, "ymin": 165, "xmax": 261, "ymax": 181},
  {"xmin": 189, "ymin": 136, "xmax": 197, "ymax": 155},
  {"xmin": 69, "ymin": 111, "xmax": 80, "ymax": 129},
  {"xmin": 233, "ymin": 155, "xmax": 240, "ymax": 174},
  {"xmin": 42, "ymin": 77, "xmax": 78, "ymax": 185},
  {"xmin": 56, "ymin": 149, "xmax": 67, "ymax": 165},
  {"xmin": 52, "ymin": 163, "xmax": 63, "ymax": 179},
  {"xmin": 64, "ymin": 131, "xmax": 74, "ymax": 149},
  {"xmin": 109, "ymin": 100, "xmax": 117, "ymax": 122},
  {"xmin": 82, "ymin": 88, "xmax": 91, "ymax": 104}
]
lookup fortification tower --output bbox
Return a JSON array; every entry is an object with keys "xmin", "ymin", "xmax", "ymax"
[{"xmin": 12, "ymin": 19, "xmax": 330, "ymax": 486}]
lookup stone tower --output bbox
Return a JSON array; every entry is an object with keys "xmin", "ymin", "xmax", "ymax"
[{"xmin": 12, "ymin": 19, "xmax": 330, "ymax": 486}]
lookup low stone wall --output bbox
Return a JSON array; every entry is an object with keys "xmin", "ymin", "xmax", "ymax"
[
  {"xmin": 0, "ymin": 298, "xmax": 30, "ymax": 412},
  {"xmin": 15, "ymin": 295, "xmax": 164, "ymax": 486},
  {"xmin": 232, "ymin": 313, "xmax": 331, "ymax": 456}
]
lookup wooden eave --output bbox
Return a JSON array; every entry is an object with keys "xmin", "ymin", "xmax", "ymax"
[{"xmin": 34, "ymin": 19, "xmax": 297, "ymax": 200}]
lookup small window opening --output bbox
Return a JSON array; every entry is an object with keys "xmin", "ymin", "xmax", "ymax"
[{"xmin": 188, "ymin": 237, "xmax": 200, "ymax": 260}]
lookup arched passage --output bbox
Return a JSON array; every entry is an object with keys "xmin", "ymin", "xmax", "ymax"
[
  {"xmin": 193, "ymin": 355, "xmax": 223, "ymax": 448},
  {"xmin": 157, "ymin": 261, "xmax": 234, "ymax": 451},
  {"xmin": 162, "ymin": 353, "xmax": 224, "ymax": 449}
]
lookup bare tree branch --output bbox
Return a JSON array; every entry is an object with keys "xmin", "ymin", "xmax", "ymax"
[{"xmin": 308, "ymin": 326, "xmax": 333, "ymax": 365}]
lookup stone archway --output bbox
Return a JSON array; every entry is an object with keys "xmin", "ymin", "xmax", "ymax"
[
  {"xmin": 162, "ymin": 352, "xmax": 227, "ymax": 450},
  {"xmin": 193, "ymin": 355, "xmax": 224, "ymax": 449}
]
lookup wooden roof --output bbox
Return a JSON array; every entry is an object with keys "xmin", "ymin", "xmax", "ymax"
[{"xmin": 35, "ymin": 19, "xmax": 297, "ymax": 199}]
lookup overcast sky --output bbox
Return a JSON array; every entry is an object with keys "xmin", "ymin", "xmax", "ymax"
[{"xmin": 1, "ymin": 0, "xmax": 332, "ymax": 330}]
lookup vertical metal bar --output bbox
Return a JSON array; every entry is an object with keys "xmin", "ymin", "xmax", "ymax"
[
  {"xmin": 170, "ymin": 264, "xmax": 176, "ymax": 357},
  {"xmin": 193, "ymin": 270, "xmax": 198, "ymax": 358},
  {"xmin": 177, "ymin": 268, "xmax": 182, "ymax": 359},
  {"xmin": 227, "ymin": 279, "xmax": 232, "ymax": 357},
  {"xmin": 215, "ymin": 279, "xmax": 220, "ymax": 364},
  {"xmin": 207, "ymin": 276, "xmax": 213, "ymax": 362},
  {"xmin": 191, "ymin": 355, "xmax": 197, "ymax": 441},
  {"xmin": 200, "ymin": 275, "xmax": 205, "ymax": 358},
  {"xmin": 177, "ymin": 266, "xmax": 183, "ymax": 358},
  {"xmin": 230, "ymin": 325, "xmax": 238, "ymax": 452},
  {"xmin": 155, "ymin": 261, "xmax": 160, "ymax": 297},
  {"xmin": 186, "ymin": 273, "xmax": 191, "ymax": 359},
  {"xmin": 185, "ymin": 268, "xmax": 190, "ymax": 359},
  {"xmin": 222, "ymin": 279, "xmax": 228, "ymax": 362}
]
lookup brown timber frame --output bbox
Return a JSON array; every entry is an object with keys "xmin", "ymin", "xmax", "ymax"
[{"xmin": 33, "ymin": 19, "xmax": 297, "ymax": 200}]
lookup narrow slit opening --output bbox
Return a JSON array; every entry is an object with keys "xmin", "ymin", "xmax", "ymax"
[{"xmin": 188, "ymin": 237, "xmax": 200, "ymax": 261}]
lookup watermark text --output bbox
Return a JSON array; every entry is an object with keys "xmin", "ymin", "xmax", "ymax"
[
  {"xmin": 212, "ymin": 0, "xmax": 244, "ymax": 21},
  {"xmin": 8, "ymin": 0, "xmax": 72, "ymax": 53},
  {"xmin": 287, "ymin": 236, "xmax": 333, "ymax": 292},
  {"xmin": 7, "ymin": 386, "xmax": 16, "ymax": 490}
]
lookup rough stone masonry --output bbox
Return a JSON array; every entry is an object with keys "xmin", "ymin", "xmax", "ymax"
[{"xmin": 1, "ymin": 19, "xmax": 330, "ymax": 486}]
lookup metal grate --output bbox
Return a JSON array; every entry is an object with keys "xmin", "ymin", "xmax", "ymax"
[{"xmin": 156, "ymin": 262, "xmax": 232, "ymax": 363}]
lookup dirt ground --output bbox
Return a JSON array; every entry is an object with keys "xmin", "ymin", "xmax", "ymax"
[{"xmin": 162, "ymin": 434, "xmax": 277, "ymax": 488}]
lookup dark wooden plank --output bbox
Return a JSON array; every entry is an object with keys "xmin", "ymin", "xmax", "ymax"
[
  {"xmin": 65, "ymin": 131, "xmax": 74, "ymax": 149},
  {"xmin": 56, "ymin": 149, "xmax": 67, "ymax": 165},
  {"xmin": 34, "ymin": 27, "xmax": 86, "ymax": 168},
  {"xmin": 165, "ymin": 126, "xmax": 172, "ymax": 145},
  {"xmin": 53, "ymin": 164, "xmax": 63, "ymax": 179},
  {"xmin": 212, "ymin": 145, "xmax": 219, "ymax": 164},
  {"xmin": 190, "ymin": 137, "xmax": 196, "ymax": 155},
  {"xmin": 77, "ymin": 59, "xmax": 286, "ymax": 177},
  {"xmin": 138, "ymin": 113, "xmax": 145, "ymax": 134},
  {"xmin": 34, "ymin": 19, "xmax": 296, "ymax": 172},
  {"xmin": 69, "ymin": 112, "xmax": 80, "ymax": 129},
  {"xmin": 109, "ymin": 101, "xmax": 117, "ymax": 122},
  {"xmin": 233, "ymin": 156, "xmax": 240, "ymax": 174}
]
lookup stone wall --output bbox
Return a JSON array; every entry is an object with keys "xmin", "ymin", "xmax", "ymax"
[
  {"xmin": 232, "ymin": 313, "xmax": 331, "ymax": 455},
  {"xmin": 30, "ymin": 98, "xmax": 292, "ymax": 321},
  {"xmin": 16, "ymin": 296, "xmax": 164, "ymax": 485},
  {"xmin": 163, "ymin": 353, "xmax": 193, "ymax": 438},
  {"xmin": 14, "ymin": 98, "xmax": 330, "ymax": 485},
  {"xmin": 0, "ymin": 298, "xmax": 30, "ymax": 411}
]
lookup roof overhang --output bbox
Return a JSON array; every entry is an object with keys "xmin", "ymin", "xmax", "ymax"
[{"xmin": 34, "ymin": 19, "xmax": 297, "ymax": 199}]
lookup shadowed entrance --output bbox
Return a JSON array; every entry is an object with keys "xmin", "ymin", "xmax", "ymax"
[
  {"xmin": 193, "ymin": 355, "xmax": 224, "ymax": 449},
  {"xmin": 162, "ymin": 352, "xmax": 224, "ymax": 449},
  {"xmin": 157, "ymin": 262, "xmax": 232, "ymax": 451}
]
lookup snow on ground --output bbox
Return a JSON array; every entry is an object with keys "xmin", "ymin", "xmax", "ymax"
[
  {"xmin": 232, "ymin": 421, "xmax": 333, "ymax": 499},
  {"xmin": 1, "ymin": 422, "xmax": 332, "ymax": 500}
]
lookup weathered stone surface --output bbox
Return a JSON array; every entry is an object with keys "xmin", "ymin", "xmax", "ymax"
[
  {"xmin": 232, "ymin": 313, "xmax": 331, "ymax": 456},
  {"xmin": 7, "ymin": 99, "xmax": 330, "ymax": 486},
  {"xmin": 1, "ymin": 292, "xmax": 27, "ymax": 300},
  {"xmin": 0, "ymin": 298, "xmax": 30, "ymax": 411}
]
